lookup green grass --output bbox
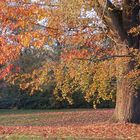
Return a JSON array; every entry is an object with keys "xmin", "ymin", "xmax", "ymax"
[
  {"xmin": 0, "ymin": 109, "xmax": 59, "ymax": 115},
  {"xmin": 0, "ymin": 109, "xmax": 94, "ymax": 126},
  {"xmin": 0, "ymin": 135, "xmax": 93, "ymax": 140},
  {"xmin": 0, "ymin": 134, "xmax": 44, "ymax": 140},
  {"xmin": 0, "ymin": 109, "xmax": 58, "ymax": 126},
  {"xmin": 0, "ymin": 108, "xmax": 91, "ymax": 115}
]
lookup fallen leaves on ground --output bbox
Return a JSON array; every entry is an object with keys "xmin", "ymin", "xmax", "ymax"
[{"xmin": 0, "ymin": 109, "xmax": 140, "ymax": 139}]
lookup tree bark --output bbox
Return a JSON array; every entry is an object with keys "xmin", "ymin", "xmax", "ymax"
[
  {"xmin": 111, "ymin": 80, "xmax": 140, "ymax": 123},
  {"xmin": 110, "ymin": 58, "xmax": 140, "ymax": 123},
  {"xmin": 94, "ymin": 0, "xmax": 140, "ymax": 123}
]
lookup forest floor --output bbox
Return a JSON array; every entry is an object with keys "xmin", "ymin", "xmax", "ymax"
[{"xmin": 0, "ymin": 109, "xmax": 140, "ymax": 139}]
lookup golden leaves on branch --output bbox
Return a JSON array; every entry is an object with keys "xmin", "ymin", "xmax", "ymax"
[
  {"xmin": 1, "ymin": 0, "xmax": 139, "ymax": 107},
  {"xmin": 128, "ymin": 25, "xmax": 140, "ymax": 36},
  {"xmin": 0, "ymin": 37, "xmax": 20, "ymax": 64}
]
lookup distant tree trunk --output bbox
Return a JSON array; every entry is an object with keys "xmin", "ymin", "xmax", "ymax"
[{"xmin": 94, "ymin": 0, "xmax": 140, "ymax": 123}]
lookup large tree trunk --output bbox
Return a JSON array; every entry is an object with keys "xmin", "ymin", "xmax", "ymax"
[
  {"xmin": 110, "ymin": 42, "xmax": 140, "ymax": 123},
  {"xmin": 111, "ymin": 78, "xmax": 140, "ymax": 123},
  {"xmin": 110, "ymin": 58, "xmax": 140, "ymax": 123},
  {"xmin": 93, "ymin": 0, "xmax": 140, "ymax": 123}
]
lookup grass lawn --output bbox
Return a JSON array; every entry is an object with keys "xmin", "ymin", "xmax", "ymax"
[
  {"xmin": 0, "ymin": 109, "xmax": 111, "ymax": 126},
  {"xmin": 0, "ymin": 109, "xmax": 140, "ymax": 139}
]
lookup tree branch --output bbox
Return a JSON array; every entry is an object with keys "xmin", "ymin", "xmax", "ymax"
[
  {"xmin": 74, "ymin": 54, "xmax": 133, "ymax": 63},
  {"xmin": 94, "ymin": 0, "xmax": 140, "ymax": 49}
]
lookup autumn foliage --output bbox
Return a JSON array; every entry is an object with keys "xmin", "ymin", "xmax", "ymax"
[{"xmin": 0, "ymin": 0, "xmax": 140, "ymax": 110}]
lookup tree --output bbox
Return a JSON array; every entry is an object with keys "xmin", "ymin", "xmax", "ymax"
[
  {"xmin": 48, "ymin": 0, "xmax": 140, "ymax": 123},
  {"xmin": 91, "ymin": 0, "xmax": 140, "ymax": 123},
  {"xmin": 57, "ymin": 0, "xmax": 137, "ymax": 123},
  {"xmin": 0, "ymin": 0, "xmax": 139, "ymax": 123}
]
